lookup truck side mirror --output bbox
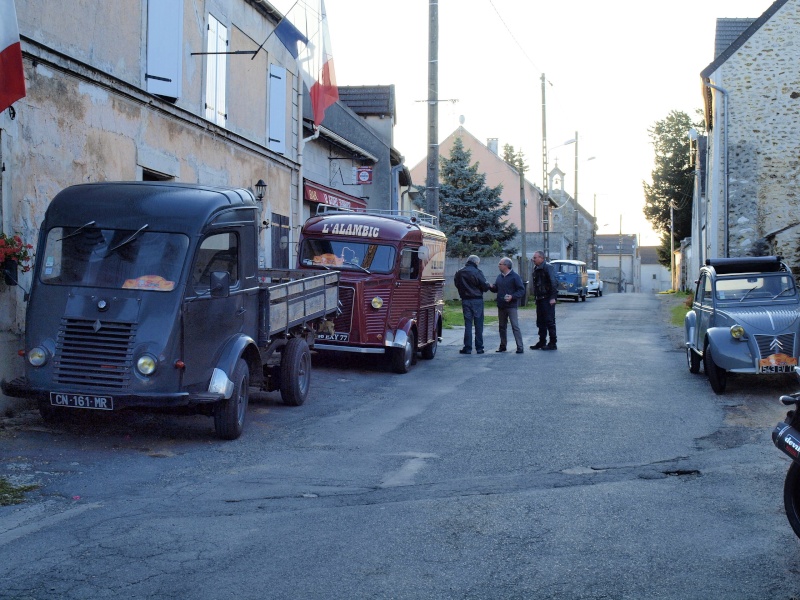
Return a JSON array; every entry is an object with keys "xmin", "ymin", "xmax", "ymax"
[
  {"xmin": 210, "ymin": 271, "xmax": 230, "ymax": 298},
  {"xmin": 417, "ymin": 246, "xmax": 430, "ymax": 262}
]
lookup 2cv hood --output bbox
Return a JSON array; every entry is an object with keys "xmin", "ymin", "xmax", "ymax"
[{"xmin": 720, "ymin": 306, "xmax": 800, "ymax": 334}]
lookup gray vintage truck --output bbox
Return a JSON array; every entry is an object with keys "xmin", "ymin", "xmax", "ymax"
[{"xmin": 1, "ymin": 182, "xmax": 339, "ymax": 439}]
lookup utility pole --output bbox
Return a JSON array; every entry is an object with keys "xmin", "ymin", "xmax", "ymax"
[
  {"xmin": 573, "ymin": 131, "xmax": 579, "ymax": 260},
  {"xmin": 618, "ymin": 214, "xmax": 623, "ymax": 293},
  {"xmin": 518, "ymin": 156, "xmax": 527, "ymax": 301},
  {"xmin": 541, "ymin": 73, "xmax": 549, "ymax": 260},
  {"xmin": 425, "ymin": 0, "xmax": 439, "ymax": 220}
]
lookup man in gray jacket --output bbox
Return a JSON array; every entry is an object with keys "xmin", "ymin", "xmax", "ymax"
[{"xmin": 454, "ymin": 255, "xmax": 490, "ymax": 354}]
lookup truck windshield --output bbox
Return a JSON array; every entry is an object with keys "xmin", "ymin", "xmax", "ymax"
[
  {"xmin": 299, "ymin": 239, "xmax": 396, "ymax": 274},
  {"xmin": 40, "ymin": 226, "xmax": 189, "ymax": 291}
]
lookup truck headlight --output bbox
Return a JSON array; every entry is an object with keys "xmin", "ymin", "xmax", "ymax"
[
  {"xmin": 371, "ymin": 296, "xmax": 384, "ymax": 309},
  {"xmin": 730, "ymin": 324, "xmax": 745, "ymax": 339},
  {"xmin": 136, "ymin": 355, "xmax": 157, "ymax": 375},
  {"xmin": 27, "ymin": 347, "xmax": 48, "ymax": 367}
]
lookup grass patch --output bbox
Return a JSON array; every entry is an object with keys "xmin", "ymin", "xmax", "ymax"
[
  {"xmin": 0, "ymin": 477, "xmax": 38, "ymax": 506},
  {"xmin": 668, "ymin": 291, "xmax": 693, "ymax": 327},
  {"xmin": 442, "ymin": 300, "xmax": 500, "ymax": 329}
]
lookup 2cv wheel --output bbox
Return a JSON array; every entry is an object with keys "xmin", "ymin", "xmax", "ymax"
[
  {"xmin": 784, "ymin": 462, "xmax": 800, "ymax": 539},
  {"xmin": 687, "ymin": 347, "xmax": 702, "ymax": 374},
  {"xmin": 281, "ymin": 337, "xmax": 311, "ymax": 406},
  {"xmin": 704, "ymin": 344, "xmax": 728, "ymax": 394},
  {"xmin": 214, "ymin": 358, "xmax": 249, "ymax": 440}
]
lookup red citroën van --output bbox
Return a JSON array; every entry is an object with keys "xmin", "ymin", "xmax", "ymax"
[{"xmin": 298, "ymin": 206, "xmax": 447, "ymax": 373}]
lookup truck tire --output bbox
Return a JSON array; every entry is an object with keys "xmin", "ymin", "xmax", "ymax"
[
  {"xmin": 420, "ymin": 334, "xmax": 438, "ymax": 360},
  {"xmin": 214, "ymin": 358, "xmax": 249, "ymax": 440},
  {"xmin": 281, "ymin": 337, "xmax": 311, "ymax": 406},
  {"xmin": 391, "ymin": 329, "xmax": 416, "ymax": 374}
]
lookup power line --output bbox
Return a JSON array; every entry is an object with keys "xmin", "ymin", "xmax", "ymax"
[{"xmin": 485, "ymin": 0, "xmax": 552, "ymax": 84}]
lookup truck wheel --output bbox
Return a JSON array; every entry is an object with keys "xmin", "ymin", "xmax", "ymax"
[
  {"xmin": 214, "ymin": 358, "xmax": 249, "ymax": 440},
  {"xmin": 281, "ymin": 338, "xmax": 311, "ymax": 406},
  {"xmin": 704, "ymin": 345, "xmax": 727, "ymax": 394},
  {"xmin": 420, "ymin": 334, "xmax": 438, "ymax": 360},
  {"xmin": 391, "ymin": 329, "xmax": 416, "ymax": 374},
  {"xmin": 38, "ymin": 400, "xmax": 60, "ymax": 424}
]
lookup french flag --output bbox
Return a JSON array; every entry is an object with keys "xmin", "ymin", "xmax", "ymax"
[
  {"xmin": 0, "ymin": 0, "xmax": 25, "ymax": 113},
  {"xmin": 291, "ymin": 0, "xmax": 337, "ymax": 127}
]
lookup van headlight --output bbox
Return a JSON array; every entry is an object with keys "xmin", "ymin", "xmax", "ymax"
[
  {"xmin": 136, "ymin": 355, "xmax": 157, "ymax": 375},
  {"xmin": 27, "ymin": 347, "xmax": 48, "ymax": 367},
  {"xmin": 730, "ymin": 324, "xmax": 745, "ymax": 339}
]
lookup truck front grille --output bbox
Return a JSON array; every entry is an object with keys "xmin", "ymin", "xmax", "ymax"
[{"xmin": 54, "ymin": 319, "xmax": 136, "ymax": 389}]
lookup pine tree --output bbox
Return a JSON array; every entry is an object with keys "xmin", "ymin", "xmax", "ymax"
[{"xmin": 439, "ymin": 137, "xmax": 518, "ymax": 257}]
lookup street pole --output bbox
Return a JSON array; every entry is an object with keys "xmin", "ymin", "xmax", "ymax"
[
  {"xmin": 573, "ymin": 131, "xmax": 579, "ymax": 260},
  {"xmin": 541, "ymin": 73, "xmax": 549, "ymax": 261},
  {"xmin": 519, "ymin": 158, "xmax": 527, "ymax": 303},
  {"xmin": 592, "ymin": 193, "xmax": 597, "ymax": 269},
  {"xmin": 618, "ymin": 214, "xmax": 623, "ymax": 293},
  {"xmin": 670, "ymin": 201, "xmax": 675, "ymax": 291},
  {"xmin": 425, "ymin": 0, "xmax": 439, "ymax": 220}
]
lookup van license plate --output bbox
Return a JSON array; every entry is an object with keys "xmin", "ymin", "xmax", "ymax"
[{"xmin": 50, "ymin": 393, "xmax": 113, "ymax": 410}]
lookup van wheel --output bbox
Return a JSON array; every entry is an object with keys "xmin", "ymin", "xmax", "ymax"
[
  {"xmin": 281, "ymin": 338, "xmax": 311, "ymax": 406},
  {"xmin": 391, "ymin": 330, "xmax": 416, "ymax": 374},
  {"xmin": 581, "ymin": 291, "xmax": 586, "ymax": 301},
  {"xmin": 214, "ymin": 358, "xmax": 249, "ymax": 440},
  {"xmin": 421, "ymin": 334, "xmax": 437, "ymax": 360}
]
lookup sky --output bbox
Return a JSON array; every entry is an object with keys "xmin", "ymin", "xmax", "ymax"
[{"xmin": 276, "ymin": 0, "xmax": 776, "ymax": 245}]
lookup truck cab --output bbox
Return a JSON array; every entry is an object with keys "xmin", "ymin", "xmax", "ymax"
[{"xmin": 297, "ymin": 206, "xmax": 447, "ymax": 373}]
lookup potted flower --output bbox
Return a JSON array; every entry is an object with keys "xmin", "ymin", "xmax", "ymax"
[{"xmin": 0, "ymin": 232, "xmax": 34, "ymax": 286}]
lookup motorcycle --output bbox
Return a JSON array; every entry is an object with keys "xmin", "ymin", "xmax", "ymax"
[{"xmin": 772, "ymin": 390, "xmax": 800, "ymax": 538}]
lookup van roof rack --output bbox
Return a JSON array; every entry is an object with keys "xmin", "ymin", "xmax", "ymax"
[{"xmin": 315, "ymin": 204, "xmax": 439, "ymax": 228}]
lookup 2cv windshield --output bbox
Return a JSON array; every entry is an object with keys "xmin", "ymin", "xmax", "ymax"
[
  {"xmin": 40, "ymin": 226, "xmax": 189, "ymax": 291},
  {"xmin": 299, "ymin": 239, "xmax": 396, "ymax": 273},
  {"xmin": 715, "ymin": 273, "xmax": 798, "ymax": 303}
]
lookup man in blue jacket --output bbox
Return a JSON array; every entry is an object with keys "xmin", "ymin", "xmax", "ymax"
[
  {"xmin": 488, "ymin": 257, "xmax": 526, "ymax": 354},
  {"xmin": 454, "ymin": 255, "xmax": 491, "ymax": 354}
]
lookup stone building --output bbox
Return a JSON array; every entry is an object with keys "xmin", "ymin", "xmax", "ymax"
[{"xmin": 698, "ymin": 0, "xmax": 800, "ymax": 269}]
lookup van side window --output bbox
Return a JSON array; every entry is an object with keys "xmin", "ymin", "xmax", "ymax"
[
  {"xmin": 399, "ymin": 248, "xmax": 420, "ymax": 280},
  {"xmin": 193, "ymin": 233, "xmax": 239, "ymax": 292}
]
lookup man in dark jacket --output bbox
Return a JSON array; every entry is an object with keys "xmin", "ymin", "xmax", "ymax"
[
  {"xmin": 454, "ymin": 255, "xmax": 490, "ymax": 354},
  {"xmin": 488, "ymin": 257, "xmax": 526, "ymax": 354},
  {"xmin": 530, "ymin": 250, "xmax": 559, "ymax": 350}
]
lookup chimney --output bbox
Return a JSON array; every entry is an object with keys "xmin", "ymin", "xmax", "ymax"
[{"xmin": 487, "ymin": 138, "xmax": 498, "ymax": 155}]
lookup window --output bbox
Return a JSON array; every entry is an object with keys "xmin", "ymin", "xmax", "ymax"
[
  {"xmin": 399, "ymin": 248, "xmax": 420, "ymax": 280},
  {"xmin": 146, "ymin": 0, "xmax": 183, "ymax": 99},
  {"xmin": 193, "ymin": 233, "xmax": 238, "ymax": 293},
  {"xmin": 268, "ymin": 65, "xmax": 287, "ymax": 154},
  {"xmin": 205, "ymin": 15, "xmax": 227, "ymax": 126}
]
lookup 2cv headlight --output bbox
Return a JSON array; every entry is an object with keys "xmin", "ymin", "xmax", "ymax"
[{"xmin": 730, "ymin": 324, "xmax": 746, "ymax": 339}]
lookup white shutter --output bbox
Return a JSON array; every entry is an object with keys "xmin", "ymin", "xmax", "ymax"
[
  {"xmin": 146, "ymin": 0, "xmax": 183, "ymax": 98},
  {"xmin": 204, "ymin": 16, "xmax": 218, "ymax": 121},
  {"xmin": 215, "ymin": 21, "xmax": 227, "ymax": 126},
  {"xmin": 268, "ymin": 65, "xmax": 287, "ymax": 154}
]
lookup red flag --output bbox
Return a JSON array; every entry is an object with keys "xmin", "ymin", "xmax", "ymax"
[
  {"xmin": 0, "ymin": 0, "xmax": 25, "ymax": 113},
  {"xmin": 297, "ymin": 0, "xmax": 338, "ymax": 126}
]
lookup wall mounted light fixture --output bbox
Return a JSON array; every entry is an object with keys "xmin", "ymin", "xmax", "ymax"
[{"xmin": 255, "ymin": 179, "xmax": 267, "ymax": 201}]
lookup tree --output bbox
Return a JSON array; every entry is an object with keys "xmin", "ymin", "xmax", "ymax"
[
  {"xmin": 439, "ymin": 137, "xmax": 518, "ymax": 257},
  {"xmin": 643, "ymin": 110, "xmax": 703, "ymax": 267}
]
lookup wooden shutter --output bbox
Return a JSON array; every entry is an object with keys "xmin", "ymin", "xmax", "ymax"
[
  {"xmin": 146, "ymin": 0, "xmax": 183, "ymax": 98},
  {"xmin": 268, "ymin": 65, "xmax": 287, "ymax": 154}
]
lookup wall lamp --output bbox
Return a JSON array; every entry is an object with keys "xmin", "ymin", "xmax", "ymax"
[{"xmin": 255, "ymin": 179, "xmax": 267, "ymax": 201}]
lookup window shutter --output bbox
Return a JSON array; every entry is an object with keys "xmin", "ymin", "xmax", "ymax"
[
  {"xmin": 205, "ymin": 15, "xmax": 227, "ymax": 126},
  {"xmin": 268, "ymin": 65, "xmax": 287, "ymax": 154},
  {"xmin": 146, "ymin": 0, "xmax": 183, "ymax": 98}
]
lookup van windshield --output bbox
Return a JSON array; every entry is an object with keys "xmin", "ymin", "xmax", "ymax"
[
  {"xmin": 299, "ymin": 239, "xmax": 396, "ymax": 273},
  {"xmin": 40, "ymin": 226, "xmax": 189, "ymax": 291}
]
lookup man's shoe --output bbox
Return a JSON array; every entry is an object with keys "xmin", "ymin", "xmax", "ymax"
[
  {"xmin": 495, "ymin": 347, "xmax": 506, "ymax": 353},
  {"xmin": 515, "ymin": 349, "xmax": 524, "ymax": 354},
  {"xmin": 530, "ymin": 341, "xmax": 546, "ymax": 350},
  {"xmin": 459, "ymin": 348, "xmax": 472, "ymax": 354},
  {"xmin": 541, "ymin": 343, "xmax": 558, "ymax": 351},
  {"xmin": 476, "ymin": 350, "xmax": 485, "ymax": 354}
]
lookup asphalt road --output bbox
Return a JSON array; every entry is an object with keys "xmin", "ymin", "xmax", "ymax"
[{"xmin": 1, "ymin": 293, "xmax": 799, "ymax": 599}]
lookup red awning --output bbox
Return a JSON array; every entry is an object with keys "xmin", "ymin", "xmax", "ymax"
[{"xmin": 303, "ymin": 180, "xmax": 367, "ymax": 210}]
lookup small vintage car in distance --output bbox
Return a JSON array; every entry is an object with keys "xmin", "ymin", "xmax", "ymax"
[
  {"xmin": 587, "ymin": 269, "xmax": 603, "ymax": 297},
  {"xmin": 685, "ymin": 256, "xmax": 800, "ymax": 394}
]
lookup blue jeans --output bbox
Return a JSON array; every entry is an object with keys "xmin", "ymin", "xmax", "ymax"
[{"xmin": 461, "ymin": 298, "xmax": 485, "ymax": 352}]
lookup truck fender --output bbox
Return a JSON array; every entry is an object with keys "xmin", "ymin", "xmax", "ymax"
[
  {"xmin": 684, "ymin": 310, "xmax": 697, "ymax": 348},
  {"xmin": 705, "ymin": 328, "xmax": 755, "ymax": 371},
  {"xmin": 208, "ymin": 334, "xmax": 258, "ymax": 398},
  {"xmin": 384, "ymin": 318, "xmax": 415, "ymax": 349}
]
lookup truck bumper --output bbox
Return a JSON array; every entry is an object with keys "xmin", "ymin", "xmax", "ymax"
[{"xmin": 1, "ymin": 377, "xmax": 223, "ymax": 408}]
